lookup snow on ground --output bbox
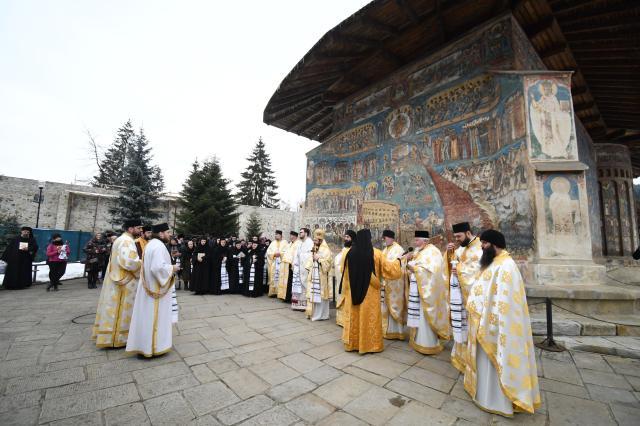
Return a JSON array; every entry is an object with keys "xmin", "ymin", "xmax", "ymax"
[{"xmin": 0, "ymin": 262, "xmax": 86, "ymax": 284}]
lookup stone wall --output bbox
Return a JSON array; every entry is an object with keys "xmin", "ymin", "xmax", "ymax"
[
  {"xmin": 0, "ymin": 175, "xmax": 300, "ymax": 237},
  {"xmin": 236, "ymin": 205, "xmax": 301, "ymax": 240}
]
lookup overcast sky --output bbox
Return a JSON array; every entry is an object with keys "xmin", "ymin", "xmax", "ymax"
[{"xmin": 0, "ymin": 0, "xmax": 369, "ymax": 208}]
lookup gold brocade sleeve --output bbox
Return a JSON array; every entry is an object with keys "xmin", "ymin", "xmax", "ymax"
[{"xmin": 378, "ymin": 249, "xmax": 402, "ymax": 281}]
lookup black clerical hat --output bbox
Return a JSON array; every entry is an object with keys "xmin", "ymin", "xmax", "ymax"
[
  {"xmin": 382, "ymin": 230, "xmax": 395, "ymax": 239},
  {"xmin": 414, "ymin": 230, "xmax": 429, "ymax": 238},
  {"xmin": 290, "ymin": 231, "xmax": 298, "ymax": 237},
  {"xmin": 142, "ymin": 225, "xmax": 152, "ymax": 232},
  {"xmin": 152, "ymin": 223, "xmax": 170, "ymax": 233},
  {"xmin": 275, "ymin": 230, "xmax": 283, "ymax": 235},
  {"xmin": 452, "ymin": 222, "xmax": 471, "ymax": 234},
  {"xmin": 123, "ymin": 219, "xmax": 142, "ymax": 229},
  {"xmin": 480, "ymin": 229, "xmax": 506, "ymax": 248}
]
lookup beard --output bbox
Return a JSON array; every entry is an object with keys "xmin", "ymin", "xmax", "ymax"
[
  {"xmin": 480, "ymin": 245, "xmax": 496, "ymax": 269},
  {"xmin": 344, "ymin": 240, "xmax": 352, "ymax": 248},
  {"xmin": 460, "ymin": 237, "xmax": 471, "ymax": 247}
]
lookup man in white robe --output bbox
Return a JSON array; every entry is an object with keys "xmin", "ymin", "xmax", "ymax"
[
  {"xmin": 445, "ymin": 221, "xmax": 482, "ymax": 373},
  {"xmin": 278, "ymin": 231, "xmax": 300, "ymax": 301},
  {"xmin": 92, "ymin": 219, "xmax": 142, "ymax": 348},
  {"xmin": 267, "ymin": 230, "xmax": 289, "ymax": 297},
  {"xmin": 291, "ymin": 227, "xmax": 313, "ymax": 311},
  {"xmin": 126, "ymin": 223, "xmax": 179, "ymax": 358},
  {"xmin": 333, "ymin": 230, "xmax": 355, "ymax": 327},
  {"xmin": 404, "ymin": 230, "xmax": 450, "ymax": 355},
  {"xmin": 305, "ymin": 229, "xmax": 332, "ymax": 321},
  {"xmin": 464, "ymin": 230, "xmax": 540, "ymax": 417},
  {"xmin": 380, "ymin": 230, "xmax": 406, "ymax": 340}
]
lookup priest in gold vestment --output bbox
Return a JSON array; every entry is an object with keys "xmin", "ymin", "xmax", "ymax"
[
  {"xmin": 277, "ymin": 231, "xmax": 300, "ymax": 301},
  {"xmin": 333, "ymin": 230, "xmax": 355, "ymax": 327},
  {"xmin": 445, "ymin": 222, "xmax": 482, "ymax": 373},
  {"xmin": 405, "ymin": 230, "xmax": 450, "ymax": 355},
  {"xmin": 305, "ymin": 229, "xmax": 332, "ymax": 321},
  {"xmin": 342, "ymin": 229, "xmax": 401, "ymax": 354},
  {"xmin": 380, "ymin": 230, "xmax": 406, "ymax": 340},
  {"xmin": 464, "ymin": 230, "xmax": 540, "ymax": 417},
  {"xmin": 267, "ymin": 230, "xmax": 289, "ymax": 297},
  {"xmin": 92, "ymin": 219, "xmax": 142, "ymax": 348}
]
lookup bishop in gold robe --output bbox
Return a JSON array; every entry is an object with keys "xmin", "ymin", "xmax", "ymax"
[
  {"xmin": 464, "ymin": 230, "xmax": 540, "ymax": 417},
  {"xmin": 278, "ymin": 231, "xmax": 300, "ymax": 301},
  {"xmin": 333, "ymin": 230, "xmax": 355, "ymax": 327},
  {"xmin": 445, "ymin": 222, "xmax": 483, "ymax": 373},
  {"xmin": 305, "ymin": 229, "xmax": 333, "ymax": 321},
  {"xmin": 405, "ymin": 230, "xmax": 450, "ymax": 355},
  {"xmin": 267, "ymin": 230, "xmax": 289, "ymax": 297},
  {"xmin": 92, "ymin": 220, "xmax": 142, "ymax": 348},
  {"xmin": 342, "ymin": 229, "xmax": 402, "ymax": 354},
  {"xmin": 380, "ymin": 230, "xmax": 406, "ymax": 340}
]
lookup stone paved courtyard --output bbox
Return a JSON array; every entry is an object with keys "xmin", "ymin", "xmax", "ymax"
[{"xmin": 1, "ymin": 279, "xmax": 639, "ymax": 426}]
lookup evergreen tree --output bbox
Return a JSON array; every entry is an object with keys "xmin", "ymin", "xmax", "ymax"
[
  {"xmin": 92, "ymin": 120, "xmax": 136, "ymax": 188},
  {"xmin": 236, "ymin": 137, "xmax": 280, "ymax": 208},
  {"xmin": 177, "ymin": 158, "xmax": 239, "ymax": 236},
  {"xmin": 109, "ymin": 128, "xmax": 164, "ymax": 225},
  {"xmin": 244, "ymin": 211, "xmax": 262, "ymax": 240}
]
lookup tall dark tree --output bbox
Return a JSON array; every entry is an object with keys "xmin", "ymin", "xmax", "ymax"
[
  {"xmin": 244, "ymin": 211, "xmax": 262, "ymax": 240},
  {"xmin": 109, "ymin": 129, "xmax": 164, "ymax": 225},
  {"xmin": 177, "ymin": 158, "xmax": 239, "ymax": 236},
  {"xmin": 236, "ymin": 137, "xmax": 280, "ymax": 208},
  {"xmin": 92, "ymin": 120, "xmax": 136, "ymax": 188}
]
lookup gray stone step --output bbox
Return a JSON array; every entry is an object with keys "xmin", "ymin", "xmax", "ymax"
[{"xmin": 526, "ymin": 283, "xmax": 640, "ymax": 315}]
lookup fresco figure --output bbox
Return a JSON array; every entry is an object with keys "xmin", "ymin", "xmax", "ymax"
[
  {"xmin": 529, "ymin": 81, "xmax": 572, "ymax": 158},
  {"xmin": 548, "ymin": 176, "xmax": 580, "ymax": 235}
]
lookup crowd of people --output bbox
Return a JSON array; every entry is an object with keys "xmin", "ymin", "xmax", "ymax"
[{"xmin": 2, "ymin": 218, "xmax": 543, "ymax": 418}]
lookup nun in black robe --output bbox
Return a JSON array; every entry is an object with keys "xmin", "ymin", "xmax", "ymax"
[
  {"xmin": 1, "ymin": 227, "xmax": 38, "ymax": 290},
  {"xmin": 243, "ymin": 242, "xmax": 264, "ymax": 298},
  {"xmin": 212, "ymin": 239, "xmax": 232, "ymax": 295},
  {"xmin": 191, "ymin": 238, "xmax": 211, "ymax": 295},
  {"xmin": 229, "ymin": 242, "xmax": 245, "ymax": 294}
]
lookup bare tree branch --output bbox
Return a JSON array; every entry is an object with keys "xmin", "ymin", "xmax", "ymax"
[{"xmin": 86, "ymin": 128, "xmax": 103, "ymax": 177}]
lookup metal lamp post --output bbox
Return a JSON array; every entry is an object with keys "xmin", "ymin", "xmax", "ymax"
[{"xmin": 35, "ymin": 182, "xmax": 44, "ymax": 228}]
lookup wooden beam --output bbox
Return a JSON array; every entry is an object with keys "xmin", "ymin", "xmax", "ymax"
[
  {"xmin": 396, "ymin": 0, "xmax": 419, "ymax": 24},
  {"xmin": 573, "ymin": 101, "xmax": 595, "ymax": 111},
  {"xmin": 563, "ymin": 22, "xmax": 640, "ymax": 36},
  {"xmin": 266, "ymin": 96, "xmax": 323, "ymax": 122},
  {"xmin": 571, "ymin": 86, "xmax": 589, "ymax": 96},
  {"xmin": 359, "ymin": 16, "xmax": 400, "ymax": 37},
  {"xmin": 524, "ymin": 15, "xmax": 555, "ymax": 38},
  {"xmin": 290, "ymin": 105, "xmax": 329, "ymax": 132},
  {"xmin": 335, "ymin": 33, "xmax": 383, "ymax": 49},
  {"xmin": 540, "ymin": 42, "xmax": 567, "ymax": 59},
  {"xmin": 580, "ymin": 115, "xmax": 603, "ymax": 124},
  {"xmin": 560, "ymin": 9, "xmax": 640, "ymax": 32},
  {"xmin": 556, "ymin": 1, "xmax": 640, "ymax": 25}
]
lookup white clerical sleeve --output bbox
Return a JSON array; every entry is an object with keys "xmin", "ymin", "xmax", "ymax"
[
  {"xmin": 151, "ymin": 250, "xmax": 174, "ymax": 289},
  {"xmin": 117, "ymin": 239, "xmax": 141, "ymax": 274}
]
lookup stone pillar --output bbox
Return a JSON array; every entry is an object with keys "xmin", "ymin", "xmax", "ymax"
[
  {"xmin": 519, "ymin": 71, "xmax": 605, "ymax": 285},
  {"xmin": 595, "ymin": 144, "xmax": 639, "ymax": 257}
]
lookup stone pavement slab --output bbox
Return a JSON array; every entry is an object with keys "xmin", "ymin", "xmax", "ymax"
[{"xmin": 1, "ymin": 279, "xmax": 639, "ymax": 425}]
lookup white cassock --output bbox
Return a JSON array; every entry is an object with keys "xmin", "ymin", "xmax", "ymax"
[
  {"xmin": 126, "ymin": 238, "xmax": 176, "ymax": 357},
  {"xmin": 292, "ymin": 237, "xmax": 313, "ymax": 311}
]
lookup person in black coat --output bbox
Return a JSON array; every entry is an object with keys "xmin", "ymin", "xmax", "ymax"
[
  {"xmin": 229, "ymin": 241, "xmax": 245, "ymax": 294},
  {"xmin": 180, "ymin": 240, "xmax": 195, "ymax": 291},
  {"xmin": 191, "ymin": 238, "xmax": 211, "ymax": 295},
  {"xmin": 212, "ymin": 239, "xmax": 232, "ymax": 295},
  {"xmin": 1, "ymin": 226, "xmax": 38, "ymax": 290},
  {"xmin": 243, "ymin": 241, "xmax": 264, "ymax": 298}
]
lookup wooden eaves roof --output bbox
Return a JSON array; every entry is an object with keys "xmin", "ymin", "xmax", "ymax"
[{"xmin": 263, "ymin": 0, "xmax": 640, "ymax": 175}]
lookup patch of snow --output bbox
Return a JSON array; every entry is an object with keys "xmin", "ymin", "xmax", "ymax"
[{"xmin": 0, "ymin": 262, "xmax": 86, "ymax": 284}]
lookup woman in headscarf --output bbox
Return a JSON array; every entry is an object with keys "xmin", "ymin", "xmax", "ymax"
[
  {"xmin": 212, "ymin": 238, "xmax": 232, "ymax": 295},
  {"xmin": 191, "ymin": 237, "xmax": 211, "ymax": 295},
  {"xmin": 340, "ymin": 229, "xmax": 402, "ymax": 354}
]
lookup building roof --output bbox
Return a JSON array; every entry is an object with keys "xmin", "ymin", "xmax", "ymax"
[{"xmin": 263, "ymin": 0, "xmax": 640, "ymax": 175}]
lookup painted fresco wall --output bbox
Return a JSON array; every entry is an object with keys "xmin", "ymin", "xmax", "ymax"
[{"xmin": 303, "ymin": 17, "xmax": 535, "ymax": 253}]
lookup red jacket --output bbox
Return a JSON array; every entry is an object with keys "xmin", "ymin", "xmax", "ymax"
[{"xmin": 46, "ymin": 243, "xmax": 70, "ymax": 263}]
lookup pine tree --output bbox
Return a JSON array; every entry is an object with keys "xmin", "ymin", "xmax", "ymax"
[
  {"xmin": 236, "ymin": 137, "xmax": 280, "ymax": 208},
  {"xmin": 244, "ymin": 211, "xmax": 262, "ymax": 240},
  {"xmin": 177, "ymin": 158, "xmax": 239, "ymax": 236},
  {"xmin": 109, "ymin": 128, "xmax": 164, "ymax": 225},
  {"xmin": 92, "ymin": 120, "xmax": 136, "ymax": 188}
]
